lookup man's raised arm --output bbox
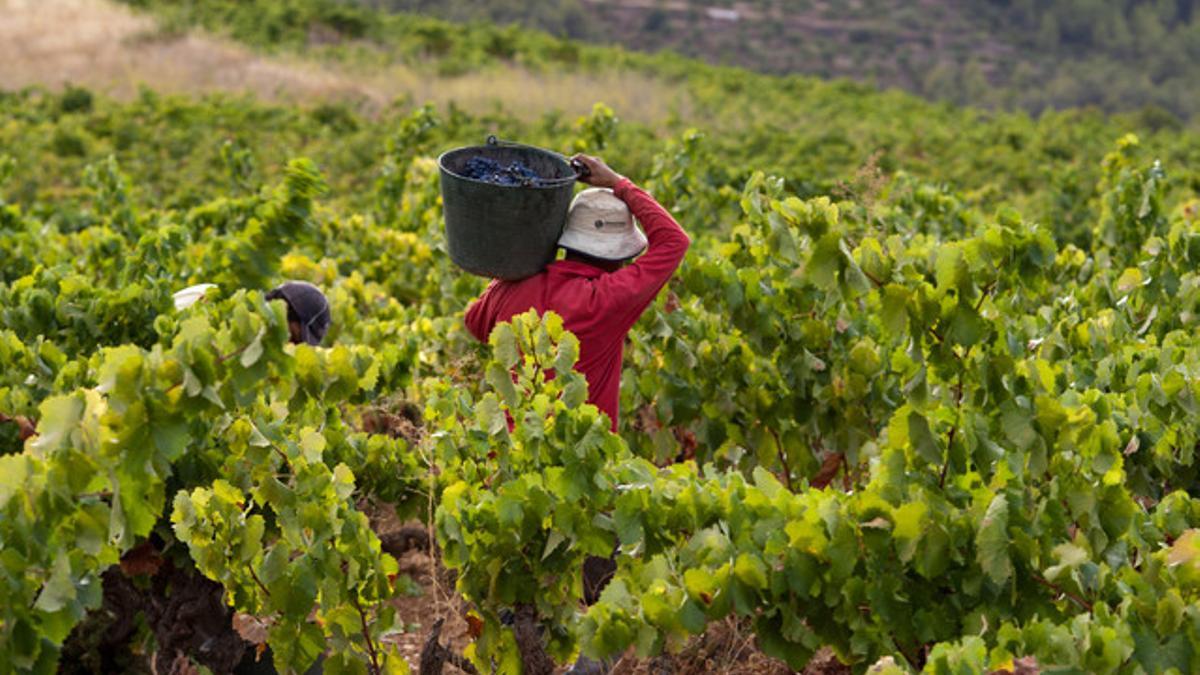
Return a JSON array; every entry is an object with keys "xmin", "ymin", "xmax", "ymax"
[{"xmin": 570, "ymin": 154, "xmax": 690, "ymax": 324}]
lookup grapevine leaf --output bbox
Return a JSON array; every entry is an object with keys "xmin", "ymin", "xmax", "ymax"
[
  {"xmin": 476, "ymin": 394, "xmax": 507, "ymax": 436},
  {"xmin": 279, "ymin": 563, "xmax": 319, "ymax": 617},
  {"xmin": 542, "ymin": 311, "xmax": 564, "ymax": 340},
  {"xmin": 1167, "ymin": 529, "xmax": 1200, "ymax": 585},
  {"xmin": 29, "ymin": 393, "xmax": 85, "ymax": 455},
  {"xmin": 848, "ymin": 338, "xmax": 882, "ymax": 376},
  {"xmin": 553, "ymin": 332, "xmax": 580, "ymax": 373},
  {"xmin": 614, "ymin": 501, "xmax": 644, "ymax": 546},
  {"xmin": 880, "ymin": 284, "xmax": 910, "ymax": 335},
  {"xmin": 785, "ymin": 554, "xmax": 820, "ymax": 598},
  {"xmin": 33, "ymin": 553, "xmax": 75, "ymax": 613},
  {"xmin": 1131, "ymin": 629, "xmax": 1191, "ymax": 675},
  {"xmin": 239, "ymin": 330, "xmax": 265, "ymax": 367},
  {"xmin": 916, "ymin": 522, "xmax": 951, "ymax": 580},
  {"xmin": 260, "ymin": 545, "xmax": 289, "ymax": 586},
  {"xmin": 1001, "ymin": 403, "xmax": 1037, "ymax": 451},
  {"xmin": 838, "ymin": 237, "xmax": 872, "ymax": 294},
  {"xmin": 294, "ymin": 345, "xmax": 323, "ymax": 396},
  {"xmin": 754, "ymin": 614, "xmax": 813, "ymax": 670},
  {"xmin": 907, "ymin": 411, "xmax": 942, "ymax": 465},
  {"xmin": 299, "ymin": 429, "xmax": 326, "ymax": 464},
  {"xmin": 734, "ymin": 553, "xmax": 769, "ymax": 589},
  {"xmin": 96, "ymin": 346, "xmax": 144, "ymax": 400},
  {"xmin": 332, "ymin": 464, "xmax": 356, "ymax": 502},
  {"xmin": 892, "ymin": 501, "xmax": 927, "ymax": 563},
  {"xmin": 0, "ymin": 454, "xmax": 32, "ymax": 506},
  {"xmin": 679, "ymin": 599, "xmax": 707, "ymax": 634},
  {"xmin": 945, "ymin": 301, "xmax": 987, "ymax": 347},
  {"xmin": 935, "ymin": 245, "xmax": 968, "ymax": 293},
  {"xmin": 381, "ymin": 647, "xmax": 412, "ymax": 674},
  {"xmin": 248, "ymin": 423, "xmax": 271, "ymax": 448},
  {"xmin": 115, "ymin": 465, "xmax": 164, "ymax": 545},
  {"xmin": 489, "ymin": 323, "xmax": 520, "ymax": 368},
  {"xmin": 201, "ymin": 385, "xmax": 225, "ymax": 409},
  {"xmin": 183, "ymin": 367, "xmax": 202, "ymax": 397},
  {"xmin": 766, "ymin": 211, "xmax": 799, "ymax": 263},
  {"xmin": 976, "ymin": 494, "xmax": 1013, "ymax": 585},
  {"xmin": 1044, "ymin": 542, "xmax": 1088, "ymax": 583},
  {"xmin": 151, "ymin": 420, "xmax": 189, "ymax": 461},
  {"xmin": 542, "ymin": 531, "xmax": 566, "ymax": 561},
  {"xmin": 9, "ymin": 619, "xmax": 41, "ymax": 670},
  {"xmin": 75, "ymin": 503, "xmax": 108, "ymax": 557},
  {"xmin": 683, "ymin": 568, "xmax": 717, "ymax": 601},
  {"xmin": 1115, "ymin": 267, "xmax": 1143, "ymax": 294},
  {"xmin": 269, "ymin": 621, "xmax": 324, "ymax": 675},
  {"xmin": 496, "ymin": 495, "xmax": 523, "ymax": 527},
  {"xmin": 562, "ymin": 377, "xmax": 588, "ymax": 409},
  {"xmin": 807, "ymin": 233, "xmax": 842, "ymax": 290},
  {"xmin": 486, "ymin": 362, "xmax": 518, "ymax": 408}
]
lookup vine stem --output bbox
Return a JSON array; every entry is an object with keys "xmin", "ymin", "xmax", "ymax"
[
  {"xmin": 767, "ymin": 427, "xmax": 793, "ymax": 491},
  {"xmin": 938, "ymin": 426, "xmax": 956, "ymax": 489},
  {"xmin": 896, "ymin": 639, "xmax": 921, "ymax": 670},
  {"xmin": 974, "ymin": 280, "xmax": 997, "ymax": 312},
  {"xmin": 419, "ymin": 619, "xmax": 480, "ymax": 675},
  {"xmin": 164, "ymin": 338, "xmax": 259, "ymax": 397},
  {"xmin": 248, "ymin": 565, "xmax": 271, "ymax": 599},
  {"xmin": 247, "ymin": 419, "xmax": 291, "ymax": 464},
  {"xmin": 862, "ymin": 269, "xmax": 885, "ymax": 288},
  {"xmin": 1032, "ymin": 574, "xmax": 1094, "ymax": 612},
  {"xmin": 349, "ymin": 585, "xmax": 382, "ymax": 675},
  {"xmin": 939, "ymin": 346, "xmax": 970, "ymax": 488}
]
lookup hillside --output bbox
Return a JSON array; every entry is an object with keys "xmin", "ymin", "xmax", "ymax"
[
  {"xmin": 355, "ymin": 0, "xmax": 1200, "ymax": 118},
  {"xmin": 104, "ymin": 0, "xmax": 1200, "ymax": 246},
  {"xmin": 0, "ymin": 0, "xmax": 680, "ymax": 124}
]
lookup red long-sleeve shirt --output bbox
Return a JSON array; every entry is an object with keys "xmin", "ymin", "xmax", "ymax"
[{"xmin": 464, "ymin": 178, "xmax": 690, "ymax": 430}]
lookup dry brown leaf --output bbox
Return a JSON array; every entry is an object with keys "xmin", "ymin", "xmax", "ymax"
[
  {"xmin": 810, "ymin": 453, "xmax": 844, "ymax": 489},
  {"xmin": 232, "ymin": 612, "xmax": 272, "ymax": 645},
  {"xmin": 464, "ymin": 612, "xmax": 484, "ymax": 639},
  {"xmin": 664, "ymin": 291, "xmax": 681, "ymax": 313}
]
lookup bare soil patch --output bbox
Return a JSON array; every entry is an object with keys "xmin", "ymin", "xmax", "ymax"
[
  {"xmin": 368, "ymin": 506, "xmax": 841, "ymax": 674},
  {"xmin": 0, "ymin": 0, "xmax": 380, "ymax": 104}
]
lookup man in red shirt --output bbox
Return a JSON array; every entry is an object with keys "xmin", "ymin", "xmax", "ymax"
[
  {"xmin": 464, "ymin": 154, "xmax": 690, "ymax": 432},
  {"xmin": 464, "ymin": 153, "xmax": 688, "ymax": 673}
]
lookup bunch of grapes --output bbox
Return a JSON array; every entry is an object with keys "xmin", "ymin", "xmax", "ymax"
[{"xmin": 460, "ymin": 156, "xmax": 547, "ymax": 186}]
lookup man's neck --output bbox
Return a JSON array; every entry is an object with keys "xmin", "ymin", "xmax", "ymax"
[{"xmin": 564, "ymin": 251, "xmax": 624, "ymax": 273}]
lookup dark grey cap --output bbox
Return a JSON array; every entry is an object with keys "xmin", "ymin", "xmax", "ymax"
[{"xmin": 266, "ymin": 281, "xmax": 330, "ymax": 346}]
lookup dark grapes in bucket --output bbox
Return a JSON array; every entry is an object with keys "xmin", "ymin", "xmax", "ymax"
[{"xmin": 460, "ymin": 156, "xmax": 549, "ymax": 187}]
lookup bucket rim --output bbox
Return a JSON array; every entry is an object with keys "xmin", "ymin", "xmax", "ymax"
[{"xmin": 437, "ymin": 144, "xmax": 577, "ymax": 190}]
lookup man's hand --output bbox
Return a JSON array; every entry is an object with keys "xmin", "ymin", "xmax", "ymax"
[{"xmin": 571, "ymin": 154, "xmax": 624, "ymax": 189}]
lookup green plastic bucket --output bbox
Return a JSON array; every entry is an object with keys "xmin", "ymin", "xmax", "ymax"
[{"xmin": 438, "ymin": 137, "xmax": 581, "ymax": 280}]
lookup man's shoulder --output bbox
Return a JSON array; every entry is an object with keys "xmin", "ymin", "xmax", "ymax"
[{"xmin": 486, "ymin": 263, "xmax": 608, "ymax": 313}]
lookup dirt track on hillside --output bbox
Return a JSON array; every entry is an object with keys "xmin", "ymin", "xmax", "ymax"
[
  {"xmin": 0, "ymin": 0, "xmax": 386, "ymax": 104},
  {"xmin": 0, "ymin": 0, "xmax": 684, "ymax": 122}
]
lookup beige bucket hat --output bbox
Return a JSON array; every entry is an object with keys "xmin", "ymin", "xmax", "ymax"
[{"xmin": 557, "ymin": 188, "xmax": 648, "ymax": 261}]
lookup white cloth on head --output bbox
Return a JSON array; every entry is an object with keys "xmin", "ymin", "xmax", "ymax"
[
  {"xmin": 557, "ymin": 188, "xmax": 648, "ymax": 261},
  {"xmin": 173, "ymin": 283, "xmax": 217, "ymax": 310}
]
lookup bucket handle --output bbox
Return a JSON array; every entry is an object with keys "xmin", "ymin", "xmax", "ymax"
[{"xmin": 485, "ymin": 135, "xmax": 589, "ymax": 186}]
